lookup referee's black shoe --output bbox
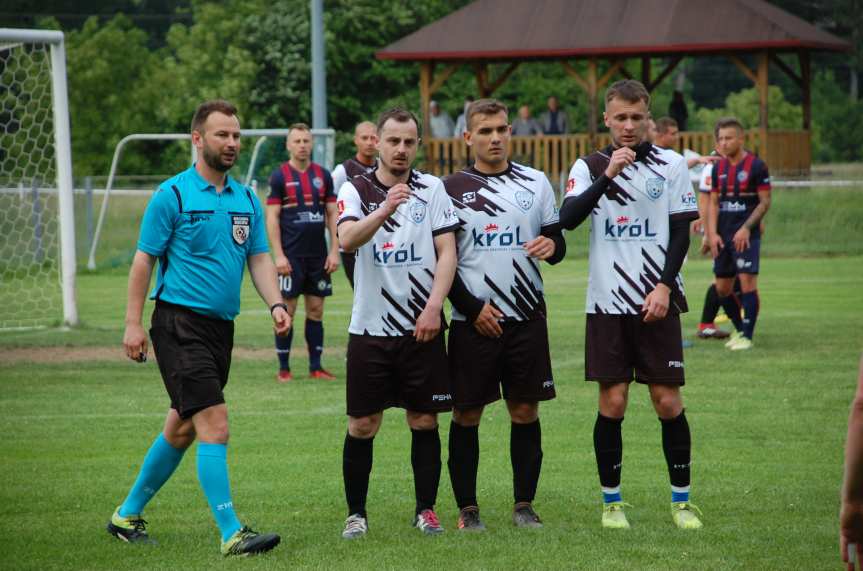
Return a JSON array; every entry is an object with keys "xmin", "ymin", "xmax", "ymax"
[
  {"xmin": 220, "ymin": 526, "xmax": 281, "ymax": 556},
  {"xmin": 106, "ymin": 506, "xmax": 155, "ymax": 544}
]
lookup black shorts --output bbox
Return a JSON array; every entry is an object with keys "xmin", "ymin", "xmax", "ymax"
[
  {"xmin": 149, "ymin": 301, "xmax": 234, "ymax": 419},
  {"xmin": 346, "ymin": 333, "xmax": 452, "ymax": 417},
  {"xmin": 714, "ymin": 237, "xmax": 761, "ymax": 277},
  {"xmin": 585, "ymin": 313, "xmax": 685, "ymax": 385},
  {"xmin": 448, "ymin": 319, "xmax": 556, "ymax": 409},
  {"xmin": 279, "ymin": 255, "xmax": 333, "ymax": 299}
]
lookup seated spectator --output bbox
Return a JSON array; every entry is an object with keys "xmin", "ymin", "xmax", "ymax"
[
  {"xmin": 539, "ymin": 96, "xmax": 569, "ymax": 135},
  {"xmin": 512, "ymin": 105, "xmax": 543, "ymax": 136},
  {"xmin": 429, "ymin": 100, "xmax": 455, "ymax": 138}
]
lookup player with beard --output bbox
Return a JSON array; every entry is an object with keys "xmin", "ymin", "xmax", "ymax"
[
  {"xmin": 336, "ymin": 108, "xmax": 458, "ymax": 539},
  {"xmin": 107, "ymin": 100, "xmax": 288, "ymax": 555},
  {"xmin": 559, "ymin": 80, "xmax": 703, "ymax": 530},
  {"xmin": 332, "ymin": 121, "xmax": 379, "ymax": 287},
  {"xmin": 442, "ymin": 99, "xmax": 564, "ymax": 531}
]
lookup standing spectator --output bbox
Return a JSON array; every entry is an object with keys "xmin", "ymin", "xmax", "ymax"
[
  {"xmin": 511, "ymin": 105, "xmax": 543, "ymax": 136},
  {"xmin": 429, "ymin": 100, "xmax": 455, "ymax": 139},
  {"xmin": 453, "ymin": 96, "xmax": 475, "ymax": 137},
  {"xmin": 539, "ymin": 96, "xmax": 569, "ymax": 135},
  {"xmin": 669, "ymin": 91, "xmax": 689, "ymax": 132}
]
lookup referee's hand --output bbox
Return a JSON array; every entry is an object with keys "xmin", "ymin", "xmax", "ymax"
[
  {"xmin": 123, "ymin": 323, "xmax": 149, "ymax": 363},
  {"xmin": 272, "ymin": 306, "xmax": 291, "ymax": 336}
]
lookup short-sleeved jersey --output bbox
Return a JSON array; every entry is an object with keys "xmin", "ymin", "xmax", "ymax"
[
  {"xmin": 137, "ymin": 165, "xmax": 268, "ymax": 321},
  {"xmin": 565, "ymin": 144, "xmax": 698, "ymax": 315},
  {"xmin": 337, "ymin": 169, "xmax": 459, "ymax": 336},
  {"xmin": 442, "ymin": 162, "xmax": 559, "ymax": 322},
  {"xmin": 711, "ymin": 151, "xmax": 770, "ymax": 239},
  {"xmin": 332, "ymin": 157, "xmax": 377, "ymax": 195},
  {"xmin": 699, "ymin": 161, "xmax": 714, "ymax": 193},
  {"xmin": 266, "ymin": 161, "xmax": 334, "ymax": 257}
]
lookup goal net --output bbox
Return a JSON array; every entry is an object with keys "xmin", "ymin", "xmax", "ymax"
[{"xmin": 0, "ymin": 29, "xmax": 77, "ymax": 328}]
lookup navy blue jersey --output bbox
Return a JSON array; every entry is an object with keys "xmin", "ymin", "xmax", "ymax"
[
  {"xmin": 711, "ymin": 152, "xmax": 770, "ymax": 239},
  {"xmin": 267, "ymin": 161, "xmax": 335, "ymax": 256}
]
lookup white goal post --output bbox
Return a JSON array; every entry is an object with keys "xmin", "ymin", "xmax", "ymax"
[
  {"xmin": 0, "ymin": 28, "xmax": 77, "ymax": 328},
  {"xmin": 86, "ymin": 128, "xmax": 335, "ymax": 270}
]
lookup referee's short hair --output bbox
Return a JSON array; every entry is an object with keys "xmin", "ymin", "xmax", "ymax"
[
  {"xmin": 376, "ymin": 107, "xmax": 422, "ymax": 139},
  {"xmin": 714, "ymin": 117, "xmax": 745, "ymax": 138},
  {"xmin": 191, "ymin": 100, "xmax": 238, "ymax": 133},
  {"xmin": 605, "ymin": 80, "xmax": 651, "ymax": 108},
  {"xmin": 466, "ymin": 98, "xmax": 508, "ymax": 131},
  {"xmin": 655, "ymin": 116, "xmax": 679, "ymax": 134}
]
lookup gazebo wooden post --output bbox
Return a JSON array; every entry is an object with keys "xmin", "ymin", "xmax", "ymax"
[
  {"xmin": 799, "ymin": 50, "xmax": 811, "ymax": 129},
  {"xmin": 641, "ymin": 56, "xmax": 651, "ymax": 87},
  {"xmin": 757, "ymin": 50, "xmax": 769, "ymax": 159},
  {"xmin": 587, "ymin": 58, "xmax": 598, "ymax": 145}
]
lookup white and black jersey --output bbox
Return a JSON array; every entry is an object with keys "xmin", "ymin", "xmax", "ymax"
[
  {"xmin": 337, "ymin": 170, "xmax": 458, "ymax": 336},
  {"xmin": 565, "ymin": 144, "xmax": 698, "ymax": 315},
  {"xmin": 443, "ymin": 162, "xmax": 559, "ymax": 322},
  {"xmin": 332, "ymin": 158, "xmax": 377, "ymax": 195}
]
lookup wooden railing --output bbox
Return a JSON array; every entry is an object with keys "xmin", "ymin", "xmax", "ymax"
[{"xmin": 423, "ymin": 130, "xmax": 811, "ymax": 178}]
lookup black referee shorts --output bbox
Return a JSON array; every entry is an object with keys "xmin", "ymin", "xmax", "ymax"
[{"xmin": 149, "ymin": 301, "xmax": 234, "ymax": 419}]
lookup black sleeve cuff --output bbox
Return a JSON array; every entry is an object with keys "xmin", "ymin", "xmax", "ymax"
[{"xmin": 540, "ymin": 223, "xmax": 567, "ymax": 265}]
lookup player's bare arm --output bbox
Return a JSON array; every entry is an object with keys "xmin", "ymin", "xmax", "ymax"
[
  {"xmin": 696, "ymin": 191, "xmax": 711, "ymax": 253},
  {"xmin": 123, "ymin": 250, "xmax": 157, "ymax": 362},
  {"xmin": 841, "ymin": 357, "xmax": 863, "ymax": 570},
  {"xmin": 338, "ymin": 184, "xmax": 411, "ymax": 251},
  {"xmin": 707, "ymin": 192, "xmax": 724, "ymax": 258},
  {"xmin": 247, "ymin": 252, "xmax": 291, "ymax": 335},
  {"xmin": 733, "ymin": 190, "xmax": 771, "ymax": 253},
  {"xmin": 324, "ymin": 201, "xmax": 341, "ymax": 274},
  {"xmin": 414, "ymin": 231, "xmax": 456, "ymax": 343},
  {"xmin": 265, "ymin": 203, "xmax": 291, "ymax": 275},
  {"xmin": 524, "ymin": 235, "xmax": 556, "ymax": 259}
]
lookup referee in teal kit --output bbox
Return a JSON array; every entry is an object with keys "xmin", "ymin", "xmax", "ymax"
[{"xmin": 106, "ymin": 100, "xmax": 290, "ymax": 557}]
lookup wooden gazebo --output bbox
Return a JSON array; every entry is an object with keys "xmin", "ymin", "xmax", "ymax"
[{"xmin": 377, "ymin": 0, "xmax": 850, "ymax": 177}]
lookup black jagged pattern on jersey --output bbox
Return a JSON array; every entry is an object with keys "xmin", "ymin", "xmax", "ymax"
[{"xmin": 378, "ymin": 268, "xmax": 431, "ymax": 335}]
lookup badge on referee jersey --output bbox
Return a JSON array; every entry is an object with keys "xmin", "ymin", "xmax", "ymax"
[{"xmin": 231, "ymin": 215, "xmax": 250, "ymax": 245}]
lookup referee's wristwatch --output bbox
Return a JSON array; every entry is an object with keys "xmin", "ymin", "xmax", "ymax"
[{"xmin": 270, "ymin": 302, "xmax": 288, "ymax": 315}]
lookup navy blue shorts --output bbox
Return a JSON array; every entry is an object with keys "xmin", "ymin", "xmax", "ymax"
[
  {"xmin": 713, "ymin": 238, "xmax": 760, "ymax": 278},
  {"xmin": 279, "ymin": 255, "xmax": 333, "ymax": 299}
]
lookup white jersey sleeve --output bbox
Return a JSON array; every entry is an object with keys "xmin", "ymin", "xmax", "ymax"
[
  {"xmin": 667, "ymin": 154, "xmax": 698, "ymax": 218},
  {"xmin": 539, "ymin": 174, "xmax": 559, "ymax": 227},
  {"xmin": 337, "ymin": 181, "xmax": 363, "ymax": 223},
  {"xmin": 698, "ymin": 162, "xmax": 714, "ymax": 193},
  {"xmin": 565, "ymin": 158, "xmax": 593, "ymax": 200},
  {"xmin": 332, "ymin": 164, "xmax": 348, "ymax": 197},
  {"xmin": 428, "ymin": 179, "xmax": 459, "ymax": 234}
]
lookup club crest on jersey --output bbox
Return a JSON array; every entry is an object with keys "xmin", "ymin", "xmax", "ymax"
[
  {"xmin": 312, "ymin": 177, "xmax": 323, "ymax": 189},
  {"xmin": 645, "ymin": 178, "xmax": 664, "ymax": 200},
  {"xmin": 409, "ymin": 200, "xmax": 427, "ymax": 224},
  {"xmin": 515, "ymin": 190, "xmax": 534, "ymax": 211},
  {"xmin": 231, "ymin": 215, "xmax": 250, "ymax": 245},
  {"xmin": 737, "ymin": 170, "xmax": 749, "ymax": 183}
]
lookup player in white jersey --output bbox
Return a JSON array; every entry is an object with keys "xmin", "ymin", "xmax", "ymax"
[
  {"xmin": 336, "ymin": 108, "xmax": 458, "ymax": 539},
  {"xmin": 332, "ymin": 121, "xmax": 378, "ymax": 287},
  {"xmin": 442, "ymin": 99, "xmax": 564, "ymax": 531},
  {"xmin": 559, "ymin": 80, "xmax": 703, "ymax": 530}
]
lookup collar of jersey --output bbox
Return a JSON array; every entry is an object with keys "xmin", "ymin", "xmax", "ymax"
[
  {"xmin": 187, "ymin": 164, "xmax": 238, "ymax": 193},
  {"xmin": 468, "ymin": 162, "xmax": 511, "ymax": 178},
  {"xmin": 372, "ymin": 169, "xmax": 413, "ymax": 190}
]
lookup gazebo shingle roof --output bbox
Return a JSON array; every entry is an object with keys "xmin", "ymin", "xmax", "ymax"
[{"xmin": 377, "ymin": 0, "xmax": 849, "ymax": 61}]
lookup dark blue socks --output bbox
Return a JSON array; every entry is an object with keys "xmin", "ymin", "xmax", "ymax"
[
  {"xmin": 305, "ymin": 319, "xmax": 324, "ymax": 371},
  {"xmin": 740, "ymin": 290, "xmax": 760, "ymax": 340},
  {"xmin": 275, "ymin": 329, "xmax": 293, "ymax": 371}
]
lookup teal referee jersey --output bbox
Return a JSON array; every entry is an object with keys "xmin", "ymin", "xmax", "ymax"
[{"xmin": 137, "ymin": 165, "xmax": 269, "ymax": 320}]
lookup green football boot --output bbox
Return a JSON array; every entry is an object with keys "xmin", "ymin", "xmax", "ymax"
[
  {"xmin": 106, "ymin": 506, "xmax": 155, "ymax": 544},
  {"xmin": 220, "ymin": 526, "xmax": 280, "ymax": 556},
  {"xmin": 671, "ymin": 502, "xmax": 704, "ymax": 529},
  {"xmin": 601, "ymin": 502, "xmax": 632, "ymax": 530}
]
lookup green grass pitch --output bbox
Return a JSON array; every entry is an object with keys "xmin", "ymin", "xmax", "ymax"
[{"xmin": 1, "ymin": 253, "xmax": 861, "ymax": 569}]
